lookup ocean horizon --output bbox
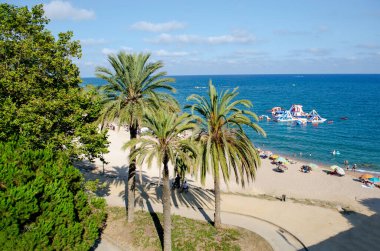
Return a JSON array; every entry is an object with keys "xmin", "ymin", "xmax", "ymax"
[{"xmin": 83, "ymin": 74, "xmax": 380, "ymax": 173}]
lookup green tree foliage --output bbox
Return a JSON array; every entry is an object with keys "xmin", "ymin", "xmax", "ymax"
[
  {"xmin": 96, "ymin": 52, "xmax": 177, "ymax": 222},
  {"xmin": 0, "ymin": 3, "xmax": 107, "ymax": 158},
  {"xmin": 186, "ymin": 80, "xmax": 266, "ymax": 228},
  {"xmin": 0, "ymin": 141, "xmax": 106, "ymax": 250},
  {"xmin": 124, "ymin": 110, "xmax": 198, "ymax": 251}
]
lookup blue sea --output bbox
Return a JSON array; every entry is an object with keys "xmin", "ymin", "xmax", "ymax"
[{"xmin": 83, "ymin": 74, "xmax": 380, "ymax": 173}]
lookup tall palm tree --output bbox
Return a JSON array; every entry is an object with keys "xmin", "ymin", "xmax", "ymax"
[
  {"xmin": 96, "ymin": 52, "xmax": 177, "ymax": 222},
  {"xmin": 186, "ymin": 80, "xmax": 266, "ymax": 228},
  {"xmin": 124, "ymin": 110, "xmax": 198, "ymax": 251}
]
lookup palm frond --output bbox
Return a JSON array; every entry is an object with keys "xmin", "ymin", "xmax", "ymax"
[{"xmin": 186, "ymin": 80, "xmax": 265, "ymax": 187}]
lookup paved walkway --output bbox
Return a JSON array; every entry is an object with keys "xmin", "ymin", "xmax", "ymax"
[
  {"xmin": 95, "ymin": 235, "xmax": 123, "ymax": 251},
  {"xmin": 96, "ymin": 198, "xmax": 307, "ymax": 251}
]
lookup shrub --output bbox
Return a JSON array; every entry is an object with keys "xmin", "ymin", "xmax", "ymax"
[{"xmin": 0, "ymin": 141, "xmax": 106, "ymax": 250}]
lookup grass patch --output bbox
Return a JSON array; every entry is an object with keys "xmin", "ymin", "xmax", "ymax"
[{"xmin": 103, "ymin": 207, "xmax": 273, "ymax": 251}]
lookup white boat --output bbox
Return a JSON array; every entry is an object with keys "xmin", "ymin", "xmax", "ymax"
[{"xmin": 307, "ymin": 110, "xmax": 326, "ymax": 123}]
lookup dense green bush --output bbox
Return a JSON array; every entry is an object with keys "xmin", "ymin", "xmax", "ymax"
[{"xmin": 0, "ymin": 141, "xmax": 106, "ymax": 250}]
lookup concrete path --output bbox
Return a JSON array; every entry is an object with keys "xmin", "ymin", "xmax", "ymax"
[
  {"xmin": 95, "ymin": 235, "xmax": 123, "ymax": 251},
  {"xmin": 98, "ymin": 198, "xmax": 307, "ymax": 251}
]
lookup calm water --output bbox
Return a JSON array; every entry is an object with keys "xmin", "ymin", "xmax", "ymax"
[{"xmin": 83, "ymin": 74, "xmax": 380, "ymax": 173}]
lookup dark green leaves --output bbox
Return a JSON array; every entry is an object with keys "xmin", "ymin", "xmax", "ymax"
[
  {"xmin": 0, "ymin": 141, "xmax": 106, "ymax": 250},
  {"xmin": 0, "ymin": 3, "xmax": 107, "ymax": 159}
]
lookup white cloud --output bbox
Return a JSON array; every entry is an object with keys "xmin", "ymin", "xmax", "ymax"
[
  {"xmin": 151, "ymin": 33, "xmax": 199, "ymax": 43},
  {"xmin": 356, "ymin": 43, "xmax": 380, "ymax": 50},
  {"xmin": 290, "ymin": 48, "xmax": 332, "ymax": 57},
  {"xmin": 274, "ymin": 26, "xmax": 330, "ymax": 36},
  {"xmin": 154, "ymin": 50, "xmax": 190, "ymax": 57},
  {"xmin": 148, "ymin": 31, "xmax": 255, "ymax": 44},
  {"xmin": 231, "ymin": 50, "xmax": 269, "ymax": 58},
  {"xmin": 121, "ymin": 46, "xmax": 133, "ymax": 52},
  {"xmin": 101, "ymin": 48, "xmax": 116, "ymax": 55},
  {"xmin": 80, "ymin": 38, "xmax": 107, "ymax": 45},
  {"xmin": 317, "ymin": 25, "xmax": 329, "ymax": 33},
  {"xmin": 101, "ymin": 47, "xmax": 133, "ymax": 55},
  {"xmin": 43, "ymin": 1, "xmax": 95, "ymax": 21},
  {"xmin": 84, "ymin": 61, "xmax": 96, "ymax": 67},
  {"xmin": 274, "ymin": 29, "xmax": 309, "ymax": 36},
  {"xmin": 130, "ymin": 21, "xmax": 185, "ymax": 32}
]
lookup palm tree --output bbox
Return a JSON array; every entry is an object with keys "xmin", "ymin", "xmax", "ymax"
[
  {"xmin": 96, "ymin": 52, "xmax": 177, "ymax": 222},
  {"xmin": 186, "ymin": 80, "xmax": 266, "ymax": 228},
  {"xmin": 124, "ymin": 110, "xmax": 198, "ymax": 251}
]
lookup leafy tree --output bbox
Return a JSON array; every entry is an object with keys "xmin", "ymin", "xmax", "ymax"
[
  {"xmin": 0, "ymin": 3, "xmax": 107, "ymax": 158},
  {"xmin": 186, "ymin": 80, "xmax": 266, "ymax": 228},
  {"xmin": 96, "ymin": 52, "xmax": 177, "ymax": 222},
  {"xmin": 124, "ymin": 110, "xmax": 198, "ymax": 251},
  {"xmin": 0, "ymin": 141, "xmax": 106, "ymax": 250},
  {"xmin": 76, "ymin": 85, "xmax": 110, "ymax": 163},
  {"xmin": 0, "ymin": 4, "xmax": 108, "ymax": 249}
]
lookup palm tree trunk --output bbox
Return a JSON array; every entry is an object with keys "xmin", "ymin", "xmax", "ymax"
[
  {"xmin": 139, "ymin": 165, "xmax": 143, "ymax": 185},
  {"xmin": 158, "ymin": 166, "xmax": 162, "ymax": 186},
  {"xmin": 214, "ymin": 174, "xmax": 222, "ymax": 228},
  {"xmin": 127, "ymin": 126, "xmax": 138, "ymax": 223},
  {"xmin": 162, "ymin": 155, "xmax": 172, "ymax": 251}
]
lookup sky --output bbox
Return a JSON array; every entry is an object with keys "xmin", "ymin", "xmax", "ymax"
[{"xmin": 5, "ymin": 0, "xmax": 380, "ymax": 76}]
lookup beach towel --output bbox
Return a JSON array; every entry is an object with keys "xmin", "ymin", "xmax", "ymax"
[{"xmin": 361, "ymin": 184, "xmax": 374, "ymax": 189}]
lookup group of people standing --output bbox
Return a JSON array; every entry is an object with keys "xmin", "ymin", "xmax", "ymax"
[
  {"xmin": 172, "ymin": 174, "xmax": 189, "ymax": 193},
  {"xmin": 344, "ymin": 160, "xmax": 357, "ymax": 172}
]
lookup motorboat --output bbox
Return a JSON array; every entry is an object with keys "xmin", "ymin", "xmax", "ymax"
[{"xmin": 331, "ymin": 150, "xmax": 340, "ymax": 155}]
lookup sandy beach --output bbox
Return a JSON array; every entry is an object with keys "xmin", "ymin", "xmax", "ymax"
[{"xmin": 89, "ymin": 127, "xmax": 380, "ymax": 250}]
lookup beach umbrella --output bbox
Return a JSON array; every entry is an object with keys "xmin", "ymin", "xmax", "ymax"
[
  {"xmin": 308, "ymin": 163, "xmax": 319, "ymax": 170},
  {"xmin": 360, "ymin": 174, "xmax": 374, "ymax": 180},
  {"xmin": 330, "ymin": 165, "xmax": 340, "ymax": 171},
  {"xmin": 368, "ymin": 177, "xmax": 380, "ymax": 183},
  {"xmin": 276, "ymin": 157, "xmax": 288, "ymax": 164},
  {"xmin": 336, "ymin": 167, "xmax": 345, "ymax": 176},
  {"xmin": 269, "ymin": 154, "xmax": 279, "ymax": 160}
]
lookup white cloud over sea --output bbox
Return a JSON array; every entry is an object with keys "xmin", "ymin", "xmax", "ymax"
[
  {"xmin": 43, "ymin": 1, "xmax": 95, "ymax": 21},
  {"xmin": 80, "ymin": 38, "xmax": 107, "ymax": 46},
  {"xmin": 154, "ymin": 50, "xmax": 191, "ymax": 57},
  {"xmin": 148, "ymin": 31, "xmax": 256, "ymax": 45},
  {"xmin": 130, "ymin": 21, "xmax": 186, "ymax": 32}
]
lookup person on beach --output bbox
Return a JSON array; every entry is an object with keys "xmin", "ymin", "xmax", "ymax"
[
  {"xmin": 352, "ymin": 164, "xmax": 357, "ymax": 172},
  {"xmin": 301, "ymin": 165, "xmax": 311, "ymax": 173},
  {"xmin": 172, "ymin": 174, "xmax": 181, "ymax": 190},
  {"xmin": 181, "ymin": 181, "xmax": 189, "ymax": 193},
  {"xmin": 344, "ymin": 160, "xmax": 349, "ymax": 170}
]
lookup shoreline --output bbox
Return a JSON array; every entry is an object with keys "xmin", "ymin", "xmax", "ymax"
[
  {"xmin": 258, "ymin": 147, "xmax": 380, "ymax": 178},
  {"xmin": 96, "ymin": 128, "xmax": 380, "ymax": 211}
]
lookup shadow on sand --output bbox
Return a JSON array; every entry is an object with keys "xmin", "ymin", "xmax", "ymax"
[
  {"xmin": 77, "ymin": 162, "xmax": 215, "ymax": 249},
  {"xmin": 307, "ymin": 198, "xmax": 380, "ymax": 251}
]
